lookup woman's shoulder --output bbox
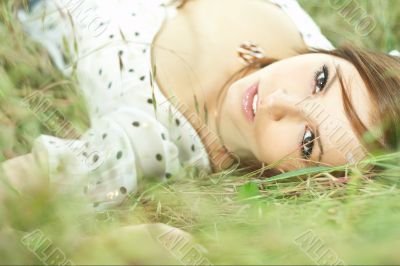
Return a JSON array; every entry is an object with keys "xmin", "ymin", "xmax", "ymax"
[{"xmin": 268, "ymin": 0, "xmax": 334, "ymax": 50}]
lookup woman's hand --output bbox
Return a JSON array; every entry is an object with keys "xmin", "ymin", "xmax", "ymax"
[{"xmin": 0, "ymin": 153, "xmax": 49, "ymax": 203}]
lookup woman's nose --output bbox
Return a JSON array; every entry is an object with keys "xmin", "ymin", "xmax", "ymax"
[{"xmin": 258, "ymin": 89, "xmax": 304, "ymax": 121}]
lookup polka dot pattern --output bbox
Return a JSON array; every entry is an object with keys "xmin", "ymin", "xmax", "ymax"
[
  {"xmin": 120, "ymin": 186, "xmax": 127, "ymax": 194},
  {"xmin": 25, "ymin": 0, "xmax": 228, "ymax": 211}
]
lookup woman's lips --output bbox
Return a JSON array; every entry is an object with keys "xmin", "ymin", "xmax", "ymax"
[{"xmin": 242, "ymin": 82, "xmax": 259, "ymax": 122}]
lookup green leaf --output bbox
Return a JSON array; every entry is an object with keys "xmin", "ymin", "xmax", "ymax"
[
  {"xmin": 204, "ymin": 104, "xmax": 208, "ymax": 125},
  {"xmin": 238, "ymin": 181, "xmax": 260, "ymax": 199},
  {"xmin": 194, "ymin": 95, "xmax": 200, "ymax": 114},
  {"xmin": 152, "ymin": 63, "xmax": 157, "ymax": 79},
  {"xmin": 257, "ymin": 165, "xmax": 345, "ymax": 183},
  {"xmin": 119, "ymin": 28, "xmax": 126, "ymax": 42}
]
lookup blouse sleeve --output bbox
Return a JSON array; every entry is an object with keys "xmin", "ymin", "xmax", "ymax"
[
  {"xmin": 18, "ymin": 0, "xmax": 168, "ymax": 116},
  {"xmin": 32, "ymin": 107, "xmax": 182, "ymax": 211}
]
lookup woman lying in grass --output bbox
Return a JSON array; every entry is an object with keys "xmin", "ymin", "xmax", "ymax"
[{"xmin": 1, "ymin": 0, "xmax": 400, "ymax": 213}]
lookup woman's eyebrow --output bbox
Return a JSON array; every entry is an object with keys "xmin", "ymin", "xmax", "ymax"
[
  {"xmin": 322, "ymin": 66, "xmax": 338, "ymax": 96},
  {"xmin": 315, "ymin": 66, "xmax": 339, "ymax": 162},
  {"xmin": 315, "ymin": 126, "xmax": 324, "ymax": 162}
]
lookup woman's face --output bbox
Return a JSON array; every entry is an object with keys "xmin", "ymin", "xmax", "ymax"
[{"xmin": 219, "ymin": 53, "xmax": 374, "ymax": 171}]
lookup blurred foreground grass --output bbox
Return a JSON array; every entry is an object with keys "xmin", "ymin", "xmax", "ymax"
[{"xmin": 1, "ymin": 0, "xmax": 400, "ymax": 264}]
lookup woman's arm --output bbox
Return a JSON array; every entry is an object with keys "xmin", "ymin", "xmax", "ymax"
[
  {"xmin": 0, "ymin": 157, "xmax": 204, "ymax": 264},
  {"xmin": 0, "ymin": 153, "xmax": 49, "ymax": 202},
  {"xmin": 0, "ymin": 222, "xmax": 200, "ymax": 264}
]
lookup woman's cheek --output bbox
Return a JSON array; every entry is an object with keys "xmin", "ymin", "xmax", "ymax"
[
  {"xmin": 253, "ymin": 120, "xmax": 276, "ymax": 163},
  {"xmin": 254, "ymin": 120, "xmax": 305, "ymax": 166}
]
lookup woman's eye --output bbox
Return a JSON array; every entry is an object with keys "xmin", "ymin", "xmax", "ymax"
[
  {"xmin": 314, "ymin": 64, "xmax": 329, "ymax": 93},
  {"xmin": 301, "ymin": 126, "xmax": 315, "ymax": 159}
]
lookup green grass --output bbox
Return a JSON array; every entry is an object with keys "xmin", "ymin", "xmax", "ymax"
[{"xmin": 1, "ymin": 0, "xmax": 400, "ymax": 264}]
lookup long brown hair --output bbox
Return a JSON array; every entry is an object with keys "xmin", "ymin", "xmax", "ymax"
[{"xmin": 318, "ymin": 45, "xmax": 400, "ymax": 153}]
